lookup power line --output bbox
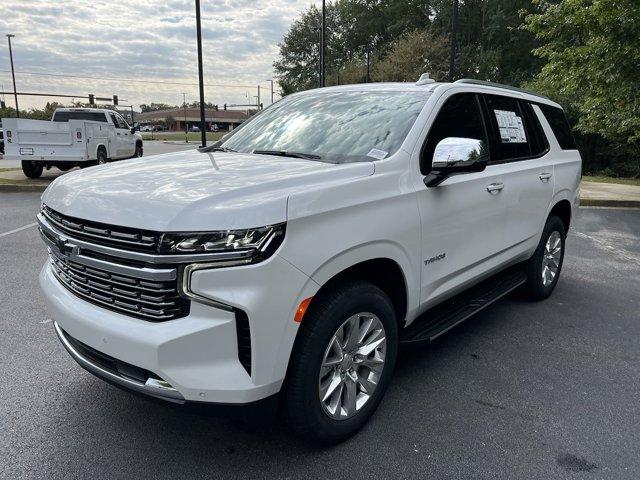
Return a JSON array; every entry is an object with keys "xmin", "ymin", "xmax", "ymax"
[{"xmin": 0, "ymin": 69, "xmax": 272, "ymax": 90}]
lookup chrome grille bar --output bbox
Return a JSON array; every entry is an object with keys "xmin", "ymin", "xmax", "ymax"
[{"xmin": 49, "ymin": 250, "xmax": 188, "ymax": 321}]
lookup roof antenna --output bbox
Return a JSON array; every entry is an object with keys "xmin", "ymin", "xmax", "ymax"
[{"xmin": 416, "ymin": 73, "xmax": 435, "ymax": 86}]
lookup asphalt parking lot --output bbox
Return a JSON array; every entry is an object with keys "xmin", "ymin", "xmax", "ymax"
[{"xmin": 1, "ymin": 197, "xmax": 638, "ymax": 480}]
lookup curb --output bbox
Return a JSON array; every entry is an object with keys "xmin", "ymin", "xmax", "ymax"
[
  {"xmin": 0, "ymin": 183, "xmax": 47, "ymax": 193},
  {"xmin": 580, "ymin": 198, "xmax": 640, "ymax": 208}
]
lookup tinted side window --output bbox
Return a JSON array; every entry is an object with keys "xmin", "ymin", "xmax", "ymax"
[
  {"xmin": 109, "ymin": 113, "xmax": 122, "ymax": 128},
  {"xmin": 422, "ymin": 93, "xmax": 487, "ymax": 174},
  {"xmin": 539, "ymin": 104, "xmax": 577, "ymax": 150},
  {"xmin": 482, "ymin": 95, "xmax": 532, "ymax": 162},
  {"xmin": 53, "ymin": 112, "xmax": 107, "ymax": 123},
  {"xmin": 115, "ymin": 113, "xmax": 129, "ymax": 129},
  {"xmin": 520, "ymin": 101, "xmax": 549, "ymax": 156}
]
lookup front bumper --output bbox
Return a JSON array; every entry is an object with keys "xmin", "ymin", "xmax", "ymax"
[{"xmin": 40, "ymin": 254, "xmax": 317, "ymax": 404}]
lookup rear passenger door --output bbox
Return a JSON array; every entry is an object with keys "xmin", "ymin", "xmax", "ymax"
[{"xmin": 480, "ymin": 94, "xmax": 554, "ymax": 255}]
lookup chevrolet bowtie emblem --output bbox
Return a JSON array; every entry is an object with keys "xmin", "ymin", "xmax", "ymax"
[{"xmin": 56, "ymin": 235, "xmax": 80, "ymax": 257}]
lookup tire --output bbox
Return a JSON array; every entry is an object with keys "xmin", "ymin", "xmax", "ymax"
[
  {"xmin": 96, "ymin": 148, "xmax": 108, "ymax": 165},
  {"xmin": 21, "ymin": 160, "xmax": 43, "ymax": 179},
  {"xmin": 282, "ymin": 280, "xmax": 398, "ymax": 445},
  {"xmin": 134, "ymin": 143, "xmax": 143, "ymax": 158},
  {"xmin": 524, "ymin": 215, "xmax": 566, "ymax": 300}
]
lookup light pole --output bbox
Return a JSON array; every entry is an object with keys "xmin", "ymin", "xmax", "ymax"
[
  {"xmin": 266, "ymin": 79, "xmax": 274, "ymax": 105},
  {"xmin": 195, "ymin": 0, "xmax": 207, "ymax": 147},
  {"xmin": 449, "ymin": 0, "xmax": 459, "ymax": 82},
  {"xmin": 183, "ymin": 92, "xmax": 188, "ymax": 143},
  {"xmin": 6, "ymin": 34, "xmax": 19, "ymax": 117},
  {"xmin": 320, "ymin": 0, "xmax": 326, "ymax": 87},
  {"xmin": 257, "ymin": 85, "xmax": 261, "ymax": 109}
]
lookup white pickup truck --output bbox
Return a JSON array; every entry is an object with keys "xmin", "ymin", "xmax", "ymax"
[{"xmin": 2, "ymin": 108, "xmax": 143, "ymax": 178}]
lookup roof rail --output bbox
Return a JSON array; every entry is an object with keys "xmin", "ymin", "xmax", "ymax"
[{"xmin": 454, "ymin": 79, "xmax": 550, "ymax": 100}]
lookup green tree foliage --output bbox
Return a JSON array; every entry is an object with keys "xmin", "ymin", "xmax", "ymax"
[
  {"xmin": 523, "ymin": 0, "xmax": 640, "ymax": 149},
  {"xmin": 140, "ymin": 103, "xmax": 177, "ymax": 112},
  {"xmin": 372, "ymin": 29, "xmax": 450, "ymax": 82},
  {"xmin": 275, "ymin": 0, "xmax": 541, "ymax": 92}
]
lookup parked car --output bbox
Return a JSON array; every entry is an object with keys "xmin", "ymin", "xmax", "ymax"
[
  {"xmin": 189, "ymin": 125, "xmax": 200, "ymax": 132},
  {"xmin": 2, "ymin": 108, "xmax": 143, "ymax": 178},
  {"xmin": 140, "ymin": 125, "xmax": 154, "ymax": 132},
  {"xmin": 37, "ymin": 77, "xmax": 580, "ymax": 444},
  {"xmin": 210, "ymin": 124, "xmax": 219, "ymax": 132}
]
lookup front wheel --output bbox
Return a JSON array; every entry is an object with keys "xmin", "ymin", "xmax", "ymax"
[
  {"xmin": 134, "ymin": 143, "xmax": 143, "ymax": 157},
  {"xmin": 524, "ymin": 215, "xmax": 566, "ymax": 300},
  {"xmin": 282, "ymin": 281, "xmax": 398, "ymax": 445},
  {"xmin": 22, "ymin": 161, "xmax": 43, "ymax": 179}
]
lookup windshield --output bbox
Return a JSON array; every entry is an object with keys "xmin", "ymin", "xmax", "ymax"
[{"xmin": 222, "ymin": 90, "xmax": 429, "ymax": 163}]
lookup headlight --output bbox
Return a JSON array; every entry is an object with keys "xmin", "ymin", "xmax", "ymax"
[{"xmin": 159, "ymin": 223, "xmax": 285, "ymax": 262}]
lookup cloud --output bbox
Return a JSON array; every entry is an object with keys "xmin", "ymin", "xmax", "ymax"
[{"xmin": 0, "ymin": 0, "xmax": 312, "ymax": 109}]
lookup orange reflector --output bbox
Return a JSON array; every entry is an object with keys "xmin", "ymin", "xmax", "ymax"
[{"xmin": 294, "ymin": 297, "xmax": 313, "ymax": 323}]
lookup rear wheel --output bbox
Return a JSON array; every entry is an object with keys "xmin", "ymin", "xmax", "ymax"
[
  {"xmin": 282, "ymin": 281, "xmax": 398, "ymax": 445},
  {"xmin": 21, "ymin": 160, "xmax": 43, "ymax": 179},
  {"xmin": 96, "ymin": 148, "xmax": 108, "ymax": 165},
  {"xmin": 524, "ymin": 215, "xmax": 566, "ymax": 300}
]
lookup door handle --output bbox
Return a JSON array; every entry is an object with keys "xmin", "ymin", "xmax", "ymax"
[
  {"xmin": 486, "ymin": 182, "xmax": 504, "ymax": 194},
  {"xmin": 539, "ymin": 172, "xmax": 552, "ymax": 182}
]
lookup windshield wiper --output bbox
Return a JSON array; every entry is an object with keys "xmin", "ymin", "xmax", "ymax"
[
  {"xmin": 252, "ymin": 150, "xmax": 322, "ymax": 160},
  {"xmin": 198, "ymin": 144, "xmax": 236, "ymax": 153}
]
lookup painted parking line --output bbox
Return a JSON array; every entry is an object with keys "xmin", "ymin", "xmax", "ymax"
[{"xmin": 0, "ymin": 222, "xmax": 37, "ymax": 238}]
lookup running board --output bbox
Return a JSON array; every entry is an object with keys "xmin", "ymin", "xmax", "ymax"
[{"xmin": 400, "ymin": 265, "xmax": 527, "ymax": 346}]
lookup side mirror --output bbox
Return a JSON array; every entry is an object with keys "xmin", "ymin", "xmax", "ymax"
[{"xmin": 424, "ymin": 137, "xmax": 488, "ymax": 187}]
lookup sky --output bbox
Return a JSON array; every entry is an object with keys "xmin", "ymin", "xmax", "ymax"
[{"xmin": 0, "ymin": 0, "xmax": 312, "ymax": 110}]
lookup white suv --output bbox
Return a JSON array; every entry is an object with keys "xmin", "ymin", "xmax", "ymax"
[{"xmin": 38, "ymin": 78, "xmax": 581, "ymax": 444}]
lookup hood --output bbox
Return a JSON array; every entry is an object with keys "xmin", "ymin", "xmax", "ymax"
[{"xmin": 41, "ymin": 150, "xmax": 374, "ymax": 231}]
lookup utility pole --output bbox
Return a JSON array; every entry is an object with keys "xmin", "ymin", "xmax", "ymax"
[
  {"xmin": 365, "ymin": 44, "xmax": 371, "ymax": 83},
  {"xmin": 449, "ymin": 0, "xmax": 459, "ymax": 82},
  {"xmin": 6, "ymin": 34, "xmax": 19, "ymax": 117},
  {"xmin": 320, "ymin": 0, "xmax": 326, "ymax": 87},
  {"xmin": 183, "ymin": 92, "xmax": 188, "ymax": 143},
  {"xmin": 195, "ymin": 0, "xmax": 207, "ymax": 147},
  {"xmin": 266, "ymin": 79, "xmax": 274, "ymax": 105},
  {"xmin": 257, "ymin": 85, "xmax": 261, "ymax": 109}
]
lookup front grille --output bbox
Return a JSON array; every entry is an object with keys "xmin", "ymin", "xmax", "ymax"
[
  {"xmin": 49, "ymin": 250, "xmax": 189, "ymax": 321},
  {"xmin": 43, "ymin": 206, "xmax": 160, "ymax": 253}
]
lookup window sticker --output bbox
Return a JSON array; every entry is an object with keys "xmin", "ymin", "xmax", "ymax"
[
  {"xmin": 494, "ymin": 109, "xmax": 527, "ymax": 143},
  {"xmin": 367, "ymin": 148, "xmax": 389, "ymax": 160}
]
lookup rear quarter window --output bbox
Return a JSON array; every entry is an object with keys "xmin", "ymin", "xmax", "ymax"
[{"xmin": 539, "ymin": 105, "xmax": 577, "ymax": 150}]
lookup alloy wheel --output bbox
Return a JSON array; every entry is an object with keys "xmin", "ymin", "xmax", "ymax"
[
  {"xmin": 318, "ymin": 312, "xmax": 386, "ymax": 420},
  {"xmin": 541, "ymin": 230, "xmax": 562, "ymax": 287}
]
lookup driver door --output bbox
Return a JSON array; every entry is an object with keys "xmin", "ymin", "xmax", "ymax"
[
  {"xmin": 109, "ymin": 112, "xmax": 135, "ymax": 159},
  {"xmin": 413, "ymin": 92, "xmax": 509, "ymax": 307}
]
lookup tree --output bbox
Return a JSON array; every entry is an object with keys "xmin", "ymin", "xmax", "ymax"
[
  {"xmin": 373, "ymin": 29, "xmax": 450, "ymax": 82},
  {"xmin": 140, "ymin": 103, "xmax": 176, "ymax": 113},
  {"xmin": 523, "ymin": 0, "xmax": 640, "ymax": 148}
]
